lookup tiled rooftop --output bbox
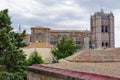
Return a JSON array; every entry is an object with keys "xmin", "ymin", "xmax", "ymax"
[
  {"xmin": 65, "ymin": 48, "xmax": 120, "ymax": 62},
  {"xmin": 28, "ymin": 64, "xmax": 120, "ymax": 80},
  {"xmin": 43, "ymin": 48, "xmax": 120, "ymax": 78},
  {"xmin": 44, "ymin": 62, "xmax": 120, "ymax": 78}
]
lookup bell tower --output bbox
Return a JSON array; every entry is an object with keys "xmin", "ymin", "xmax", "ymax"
[{"xmin": 90, "ymin": 9, "xmax": 114, "ymax": 48}]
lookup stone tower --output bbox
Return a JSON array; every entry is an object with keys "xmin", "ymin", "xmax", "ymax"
[{"xmin": 90, "ymin": 9, "xmax": 114, "ymax": 48}]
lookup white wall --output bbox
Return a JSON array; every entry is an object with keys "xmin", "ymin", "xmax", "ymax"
[{"xmin": 22, "ymin": 48, "xmax": 53, "ymax": 63}]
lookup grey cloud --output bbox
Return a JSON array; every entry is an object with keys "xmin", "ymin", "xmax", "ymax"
[
  {"xmin": 8, "ymin": 0, "xmax": 118, "ymax": 30},
  {"xmin": 36, "ymin": 0, "xmax": 67, "ymax": 6},
  {"xmin": 75, "ymin": 0, "xmax": 120, "ymax": 12},
  {"xmin": 1, "ymin": 0, "xmax": 120, "ymax": 47}
]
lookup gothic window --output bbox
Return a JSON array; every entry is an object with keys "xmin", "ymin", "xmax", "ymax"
[
  {"xmin": 101, "ymin": 25, "xmax": 104, "ymax": 32},
  {"xmin": 75, "ymin": 37, "xmax": 81, "ymax": 45},
  {"xmin": 105, "ymin": 26, "xmax": 108, "ymax": 32},
  {"xmin": 50, "ymin": 35, "xmax": 57, "ymax": 45},
  {"xmin": 102, "ymin": 42, "xmax": 104, "ymax": 47},
  {"xmin": 76, "ymin": 41, "xmax": 80, "ymax": 44},
  {"xmin": 50, "ymin": 41, "xmax": 57, "ymax": 45},
  {"xmin": 106, "ymin": 42, "xmax": 108, "ymax": 47}
]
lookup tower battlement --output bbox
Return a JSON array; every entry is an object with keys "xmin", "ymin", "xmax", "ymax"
[{"xmin": 90, "ymin": 9, "xmax": 114, "ymax": 48}]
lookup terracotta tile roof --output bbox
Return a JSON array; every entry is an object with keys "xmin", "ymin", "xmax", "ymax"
[
  {"xmin": 31, "ymin": 26, "xmax": 50, "ymax": 30},
  {"xmin": 44, "ymin": 62, "xmax": 120, "ymax": 78},
  {"xmin": 50, "ymin": 30, "xmax": 89, "ymax": 33},
  {"xmin": 30, "ymin": 26, "xmax": 91, "ymax": 34},
  {"xmin": 24, "ymin": 42, "xmax": 53, "ymax": 48},
  {"xmin": 65, "ymin": 48, "xmax": 120, "ymax": 62}
]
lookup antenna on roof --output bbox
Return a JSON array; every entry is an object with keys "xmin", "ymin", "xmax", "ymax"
[{"xmin": 18, "ymin": 24, "xmax": 22, "ymax": 33}]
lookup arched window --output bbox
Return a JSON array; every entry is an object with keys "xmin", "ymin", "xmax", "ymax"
[
  {"xmin": 102, "ymin": 42, "xmax": 104, "ymax": 47},
  {"xmin": 76, "ymin": 41, "xmax": 80, "ymax": 44},
  {"xmin": 50, "ymin": 41, "xmax": 57, "ymax": 45},
  {"xmin": 105, "ymin": 26, "xmax": 108, "ymax": 32},
  {"xmin": 75, "ymin": 36, "xmax": 81, "ymax": 46},
  {"xmin": 106, "ymin": 42, "xmax": 108, "ymax": 47},
  {"xmin": 101, "ymin": 25, "xmax": 104, "ymax": 32},
  {"xmin": 50, "ymin": 35, "xmax": 57, "ymax": 45}
]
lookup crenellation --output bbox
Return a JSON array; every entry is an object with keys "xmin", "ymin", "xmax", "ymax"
[{"xmin": 90, "ymin": 9, "xmax": 114, "ymax": 49}]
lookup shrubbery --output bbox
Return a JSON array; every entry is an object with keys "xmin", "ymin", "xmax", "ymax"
[{"xmin": 27, "ymin": 50, "xmax": 44, "ymax": 66}]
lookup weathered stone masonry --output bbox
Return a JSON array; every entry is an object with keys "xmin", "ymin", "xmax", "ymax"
[{"xmin": 29, "ymin": 9, "xmax": 114, "ymax": 49}]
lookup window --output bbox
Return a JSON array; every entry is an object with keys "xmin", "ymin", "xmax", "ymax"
[
  {"xmin": 105, "ymin": 26, "xmax": 108, "ymax": 32},
  {"xmin": 101, "ymin": 25, "xmax": 104, "ymax": 32},
  {"xmin": 106, "ymin": 42, "xmax": 108, "ymax": 47},
  {"xmin": 50, "ymin": 35, "xmax": 57, "ymax": 45},
  {"xmin": 50, "ymin": 41, "xmax": 57, "ymax": 45},
  {"xmin": 76, "ymin": 41, "xmax": 80, "ymax": 44},
  {"xmin": 102, "ymin": 42, "xmax": 104, "ymax": 47},
  {"xmin": 101, "ymin": 25, "xmax": 108, "ymax": 33}
]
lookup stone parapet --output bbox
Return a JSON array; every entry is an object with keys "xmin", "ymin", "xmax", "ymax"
[{"xmin": 27, "ymin": 64, "xmax": 120, "ymax": 80}]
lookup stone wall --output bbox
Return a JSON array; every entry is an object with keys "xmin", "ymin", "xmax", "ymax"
[{"xmin": 30, "ymin": 26, "xmax": 90, "ymax": 49}]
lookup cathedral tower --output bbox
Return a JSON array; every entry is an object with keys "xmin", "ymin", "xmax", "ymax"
[{"xmin": 90, "ymin": 9, "xmax": 114, "ymax": 48}]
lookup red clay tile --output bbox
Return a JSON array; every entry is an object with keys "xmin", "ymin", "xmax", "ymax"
[{"xmin": 28, "ymin": 65, "xmax": 120, "ymax": 80}]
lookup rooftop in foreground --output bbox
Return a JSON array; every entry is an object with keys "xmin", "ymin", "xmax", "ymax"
[
  {"xmin": 43, "ymin": 48, "xmax": 120, "ymax": 78},
  {"xmin": 43, "ymin": 62, "xmax": 120, "ymax": 78},
  {"xmin": 28, "ymin": 64, "xmax": 120, "ymax": 80}
]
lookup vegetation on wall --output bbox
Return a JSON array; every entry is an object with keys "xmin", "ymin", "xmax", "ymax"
[
  {"xmin": 52, "ymin": 37, "xmax": 79, "ymax": 61},
  {"xmin": 0, "ymin": 9, "xmax": 27, "ymax": 80}
]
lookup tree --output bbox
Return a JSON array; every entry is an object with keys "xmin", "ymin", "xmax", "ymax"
[
  {"xmin": 0, "ymin": 9, "xmax": 27, "ymax": 80},
  {"xmin": 27, "ymin": 50, "xmax": 44, "ymax": 66},
  {"xmin": 52, "ymin": 37, "xmax": 79, "ymax": 61}
]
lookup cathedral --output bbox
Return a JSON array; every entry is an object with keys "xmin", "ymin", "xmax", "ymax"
[{"xmin": 28, "ymin": 9, "xmax": 114, "ymax": 49}]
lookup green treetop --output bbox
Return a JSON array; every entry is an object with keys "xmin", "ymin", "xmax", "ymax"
[
  {"xmin": 52, "ymin": 37, "xmax": 79, "ymax": 61},
  {"xmin": 0, "ymin": 9, "xmax": 27, "ymax": 80}
]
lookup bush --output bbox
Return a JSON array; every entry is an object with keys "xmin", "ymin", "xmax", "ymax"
[{"xmin": 27, "ymin": 50, "xmax": 44, "ymax": 66}]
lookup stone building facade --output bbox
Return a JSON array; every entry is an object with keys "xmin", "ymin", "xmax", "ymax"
[
  {"xmin": 90, "ymin": 9, "xmax": 114, "ymax": 48},
  {"xmin": 30, "ymin": 27, "xmax": 90, "ymax": 49},
  {"xmin": 29, "ymin": 9, "xmax": 114, "ymax": 49}
]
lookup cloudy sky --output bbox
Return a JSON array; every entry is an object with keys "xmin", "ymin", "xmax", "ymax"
[{"xmin": 0, "ymin": 0, "xmax": 120, "ymax": 47}]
